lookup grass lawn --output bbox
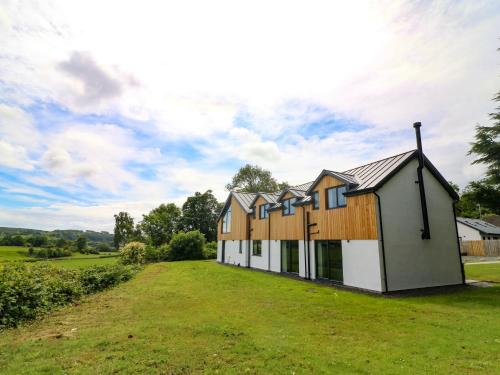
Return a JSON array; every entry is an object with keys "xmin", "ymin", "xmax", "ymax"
[
  {"xmin": 0, "ymin": 246, "xmax": 119, "ymax": 268},
  {"xmin": 465, "ymin": 262, "xmax": 500, "ymax": 283},
  {"xmin": 0, "ymin": 261, "xmax": 499, "ymax": 374},
  {"xmin": 0, "ymin": 246, "xmax": 31, "ymax": 261}
]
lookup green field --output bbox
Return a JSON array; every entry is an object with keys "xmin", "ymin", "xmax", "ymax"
[
  {"xmin": 465, "ymin": 262, "xmax": 500, "ymax": 283},
  {"xmin": 0, "ymin": 261, "xmax": 499, "ymax": 374},
  {"xmin": 0, "ymin": 246, "xmax": 119, "ymax": 268}
]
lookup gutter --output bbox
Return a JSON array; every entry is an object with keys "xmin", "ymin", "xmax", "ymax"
[{"xmin": 374, "ymin": 192, "xmax": 389, "ymax": 292}]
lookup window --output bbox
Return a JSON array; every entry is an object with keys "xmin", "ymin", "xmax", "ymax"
[
  {"xmin": 222, "ymin": 205, "xmax": 231, "ymax": 233},
  {"xmin": 312, "ymin": 191, "xmax": 319, "ymax": 210},
  {"xmin": 239, "ymin": 240, "xmax": 242, "ymax": 254},
  {"xmin": 252, "ymin": 206, "xmax": 256, "ymax": 219},
  {"xmin": 282, "ymin": 198, "xmax": 297, "ymax": 216},
  {"xmin": 259, "ymin": 203, "xmax": 270, "ymax": 219},
  {"xmin": 252, "ymin": 240, "xmax": 262, "ymax": 256},
  {"xmin": 326, "ymin": 186, "xmax": 347, "ymax": 209}
]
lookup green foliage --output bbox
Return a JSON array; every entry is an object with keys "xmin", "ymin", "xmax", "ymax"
[
  {"xmin": 0, "ymin": 235, "xmax": 25, "ymax": 246},
  {"xmin": 455, "ymin": 180, "xmax": 500, "ymax": 217},
  {"xmin": 168, "ymin": 230, "xmax": 206, "ymax": 261},
  {"xmin": 95, "ymin": 242, "xmax": 113, "ymax": 252},
  {"xmin": 225, "ymin": 164, "xmax": 289, "ymax": 193},
  {"xmin": 30, "ymin": 247, "xmax": 72, "ymax": 259},
  {"xmin": 75, "ymin": 235, "xmax": 87, "ymax": 252},
  {"xmin": 113, "ymin": 212, "xmax": 136, "ymax": 249},
  {"xmin": 140, "ymin": 203, "xmax": 181, "ymax": 247},
  {"xmin": 0, "ymin": 262, "xmax": 137, "ymax": 329},
  {"xmin": 181, "ymin": 190, "xmax": 221, "ymax": 242},
  {"xmin": 119, "ymin": 242, "xmax": 146, "ymax": 265},
  {"xmin": 203, "ymin": 241, "xmax": 217, "ymax": 259},
  {"xmin": 28, "ymin": 235, "xmax": 49, "ymax": 247}
]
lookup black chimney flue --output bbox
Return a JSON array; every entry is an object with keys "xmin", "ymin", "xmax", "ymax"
[{"xmin": 414, "ymin": 122, "xmax": 430, "ymax": 239}]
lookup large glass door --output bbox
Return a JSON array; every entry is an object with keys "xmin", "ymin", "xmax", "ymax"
[
  {"xmin": 315, "ymin": 240, "xmax": 343, "ymax": 283},
  {"xmin": 281, "ymin": 240, "xmax": 299, "ymax": 273}
]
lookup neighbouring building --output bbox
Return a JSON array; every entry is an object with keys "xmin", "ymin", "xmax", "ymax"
[
  {"xmin": 456, "ymin": 217, "xmax": 500, "ymax": 241},
  {"xmin": 217, "ymin": 124, "xmax": 465, "ymax": 293}
]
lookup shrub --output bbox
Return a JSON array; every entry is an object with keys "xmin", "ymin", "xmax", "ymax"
[
  {"xmin": 0, "ymin": 263, "xmax": 138, "ymax": 329},
  {"xmin": 78, "ymin": 264, "xmax": 137, "ymax": 294},
  {"xmin": 120, "ymin": 242, "xmax": 146, "ymax": 265},
  {"xmin": 30, "ymin": 247, "xmax": 72, "ymax": 259},
  {"xmin": 96, "ymin": 242, "xmax": 112, "ymax": 252},
  {"xmin": 204, "ymin": 241, "xmax": 217, "ymax": 259},
  {"xmin": 169, "ymin": 230, "xmax": 205, "ymax": 261}
]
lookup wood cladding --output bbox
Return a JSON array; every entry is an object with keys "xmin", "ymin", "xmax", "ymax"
[
  {"xmin": 218, "ymin": 175, "xmax": 379, "ymax": 241},
  {"xmin": 251, "ymin": 196, "xmax": 269, "ymax": 240},
  {"xmin": 307, "ymin": 175, "xmax": 378, "ymax": 240},
  {"xmin": 218, "ymin": 196, "xmax": 248, "ymax": 240}
]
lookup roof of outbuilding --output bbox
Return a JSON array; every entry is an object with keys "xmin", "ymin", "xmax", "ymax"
[{"xmin": 457, "ymin": 217, "xmax": 500, "ymax": 236}]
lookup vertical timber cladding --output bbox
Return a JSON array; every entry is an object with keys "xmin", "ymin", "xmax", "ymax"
[
  {"xmin": 218, "ymin": 196, "xmax": 249, "ymax": 241},
  {"xmin": 251, "ymin": 196, "xmax": 270, "ymax": 240},
  {"xmin": 270, "ymin": 192, "xmax": 305, "ymax": 240},
  {"xmin": 307, "ymin": 175, "xmax": 378, "ymax": 240}
]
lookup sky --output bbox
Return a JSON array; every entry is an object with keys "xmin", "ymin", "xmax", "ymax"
[{"xmin": 0, "ymin": 0, "xmax": 499, "ymax": 232}]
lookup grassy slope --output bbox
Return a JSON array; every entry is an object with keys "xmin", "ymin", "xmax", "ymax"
[
  {"xmin": 0, "ymin": 261, "xmax": 499, "ymax": 374},
  {"xmin": 41, "ymin": 256, "xmax": 119, "ymax": 268},
  {"xmin": 0, "ymin": 246, "xmax": 30, "ymax": 261},
  {"xmin": 465, "ymin": 263, "xmax": 500, "ymax": 283}
]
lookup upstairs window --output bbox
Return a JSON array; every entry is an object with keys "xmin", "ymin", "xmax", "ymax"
[
  {"xmin": 282, "ymin": 198, "xmax": 297, "ymax": 216},
  {"xmin": 222, "ymin": 205, "xmax": 231, "ymax": 233},
  {"xmin": 259, "ymin": 203, "xmax": 270, "ymax": 219},
  {"xmin": 312, "ymin": 191, "xmax": 320, "ymax": 210},
  {"xmin": 326, "ymin": 186, "xmax": 347, "ymax": 209},
  {"xmin": 252, "ymin": 206, "xmax": 256, "ymax": 219}
]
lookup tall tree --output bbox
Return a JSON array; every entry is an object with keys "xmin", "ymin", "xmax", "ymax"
[
  {"xmin": 465, "ymin": 84, "xmax": 500, "ymax": 216},
  {"xmin": 140, "ymin": 203, "xmax": 181, "ymax": 247},
  {"xmin": 469, "ymin": 91, "xmax": 500, "ymax": 185},
  {"xmin": 76, "ymin": 235, "xmax": 87, "ymax": 252},
  {"xmin": 113, "ymin": 212, "xmax": 135, "ymax": 249},
  {"xmin": 226, "ymin": 164, "xmax": 289, "ymax": 193},
  {"xmin": 181, "ymin": 190, "xmax": 221, "ymax": 242}
]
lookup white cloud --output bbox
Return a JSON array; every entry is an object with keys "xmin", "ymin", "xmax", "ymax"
[{"xmin": 0, "ymin": 0, "xmax": 498, "ymax": 229}]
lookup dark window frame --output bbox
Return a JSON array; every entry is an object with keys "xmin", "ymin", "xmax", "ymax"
[
  {"xmin": 239, "ymin": 240, "xmax": 242, "ymax": 254},
  {"xmin": 325, "ymin": 185, "xmax": 347, "ymax": 210},
  {"xmin": 221, "ymin": 205, "xmax": 232, "ymax": 233},
  {"xmin": 259, "ymin": 203, "xmax": 270, "ymax": 219},
  {"xmin": 312, "ymin": 191, "xmax": 320, "ymax": 210},
  {"xmin": 252, "ymin": 240, "xmax": 262, "ymax": 256},
  {"xmin": 282, "ymin": 197, "xmax": 297, "ymax": 216}
]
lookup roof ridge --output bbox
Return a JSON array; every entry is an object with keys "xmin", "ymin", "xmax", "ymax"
[{"xmin": 342, "ymin": 149, "xmax": 416, "ymax": 174}]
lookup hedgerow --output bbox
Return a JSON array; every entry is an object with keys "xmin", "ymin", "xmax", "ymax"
[{"xmin": 0, "ymin": 262, "xmax": 139, "ymax": 329}]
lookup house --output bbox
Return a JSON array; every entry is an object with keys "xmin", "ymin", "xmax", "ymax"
[
  {"xmin": 456, "ymin": 217, "xmax": 500, "ymax": 241},
  {"xmin": 217, "ymin": 123, "xmax": 464, "ymax": 293}
]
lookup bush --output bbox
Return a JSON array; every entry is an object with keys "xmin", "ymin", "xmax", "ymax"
[
  {"xmin": 30, "ymin": 247, "xmax": 72, "ymax": 259},
  {"xmin": 96, "ymin": 242, "xmax": 112, "ymax": 252},
  {"xmin": 0, "ymin": 263, "xmax": 138, "ymax": 329},
  {"xmin": 120, "ymin": 242, "xmax": 146, "ymax": 265},
  {"xmin": 169, "ymin": 231, "xmax": 205, "ymax": 261},
  {"xmin": 204, "ymin": 241, "xmax": 217, "ymax": 259},
  {"xmin": 78, "ymin": 264, "xmax": 137, "ymax": 294},
  {"xmin": 144, "ymin": 244, "xmax": 170, "ymax": 263}
]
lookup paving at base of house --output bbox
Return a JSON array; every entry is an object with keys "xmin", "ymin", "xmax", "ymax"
[
  {"xmin": 462, "ymin": 256, "xmax": 500, "ymax": 264},
  {"xmin": 466, "ymin": 280, "xmax": 497, "ymax": 288}
]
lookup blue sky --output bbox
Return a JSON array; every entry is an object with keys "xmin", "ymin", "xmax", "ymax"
[{"xmin": 0, "ymin": 0, "xmax": 499, "ymax": 231}]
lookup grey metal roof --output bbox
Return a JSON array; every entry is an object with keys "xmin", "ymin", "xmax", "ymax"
[
  {"xmin": 342, "ymin": 150, "xmax": 416, "ymax": 192},
  {"xmin": 457, "ymin": 217, "xmax": 500, "ymax": 236},
  {"xmin": 292, "ymin": 181, "xmax": 314, "ymax": 191},
  {"xmin": 232, "ymin": 192, "xmax": 257, "ymax": 213}
]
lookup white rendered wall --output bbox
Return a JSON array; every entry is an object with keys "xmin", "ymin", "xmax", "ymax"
[
  {"xmin": 456, "ymin": 222, "xmax": 482, "ymax": 241},
  {"xmin": 378, "ymin": 159, "xmax": 463, "ymax": 291},
  {"xmin": 309, "ymin": 241, "xmax": 317, "ymax": 279},
  {"xmin": 217, "ymin": 240, "xmax": 248, "ymax": 267},
  {"xmin": 269, "ymin": 240, "xmax": 281, "ymax": 272},
  {"xmin": 342, "ymin": 240, "xmax": 383, "ymax": 292},
  {"xmin": 250, "ymin": 239, "xmax": 269, "ymax": 271}
]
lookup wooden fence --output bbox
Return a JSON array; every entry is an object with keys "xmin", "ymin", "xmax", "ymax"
[{"xmin": 460, "ymin": 240, "xmax": 500, "ymax": 257}]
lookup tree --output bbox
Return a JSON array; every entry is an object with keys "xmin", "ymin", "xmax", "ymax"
[
  {"xmin": 181, "ymin": 190, "xmax": 221, "ymax": 242},
  {"xmin": 469, "ymin": 91, "xmax": 500, "ymax": 185},
  {"xmin": 226, "ymin": 164, "xmax": 289, "ymax": 193},
  {"xmin": 140, "ymin": 203, "xmax": 181, "ymax": 247},
  {"xmin": 169, "ymin": 230, "xmax": 206, "ymax": 261},
  {"xmin": 76, "ymin": 235, "xmax": 87, "ymax": 252},
  {"xmin": 113, "ymin": 212, "xmax": 135, "ymax": 249}
]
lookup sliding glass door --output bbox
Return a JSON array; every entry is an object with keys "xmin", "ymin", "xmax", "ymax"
[
  {"xmin": 281, "ymin": 240, "xmax": 299, "ymax": 274},
  {"xmin": 315, "ymin": 240, "xmax": 343, "ymax": 283}
]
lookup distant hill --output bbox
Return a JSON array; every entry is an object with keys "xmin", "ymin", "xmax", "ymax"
[{"xmin": 0, "ymin": 227, "xmax": 113, "ymax": 243}]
